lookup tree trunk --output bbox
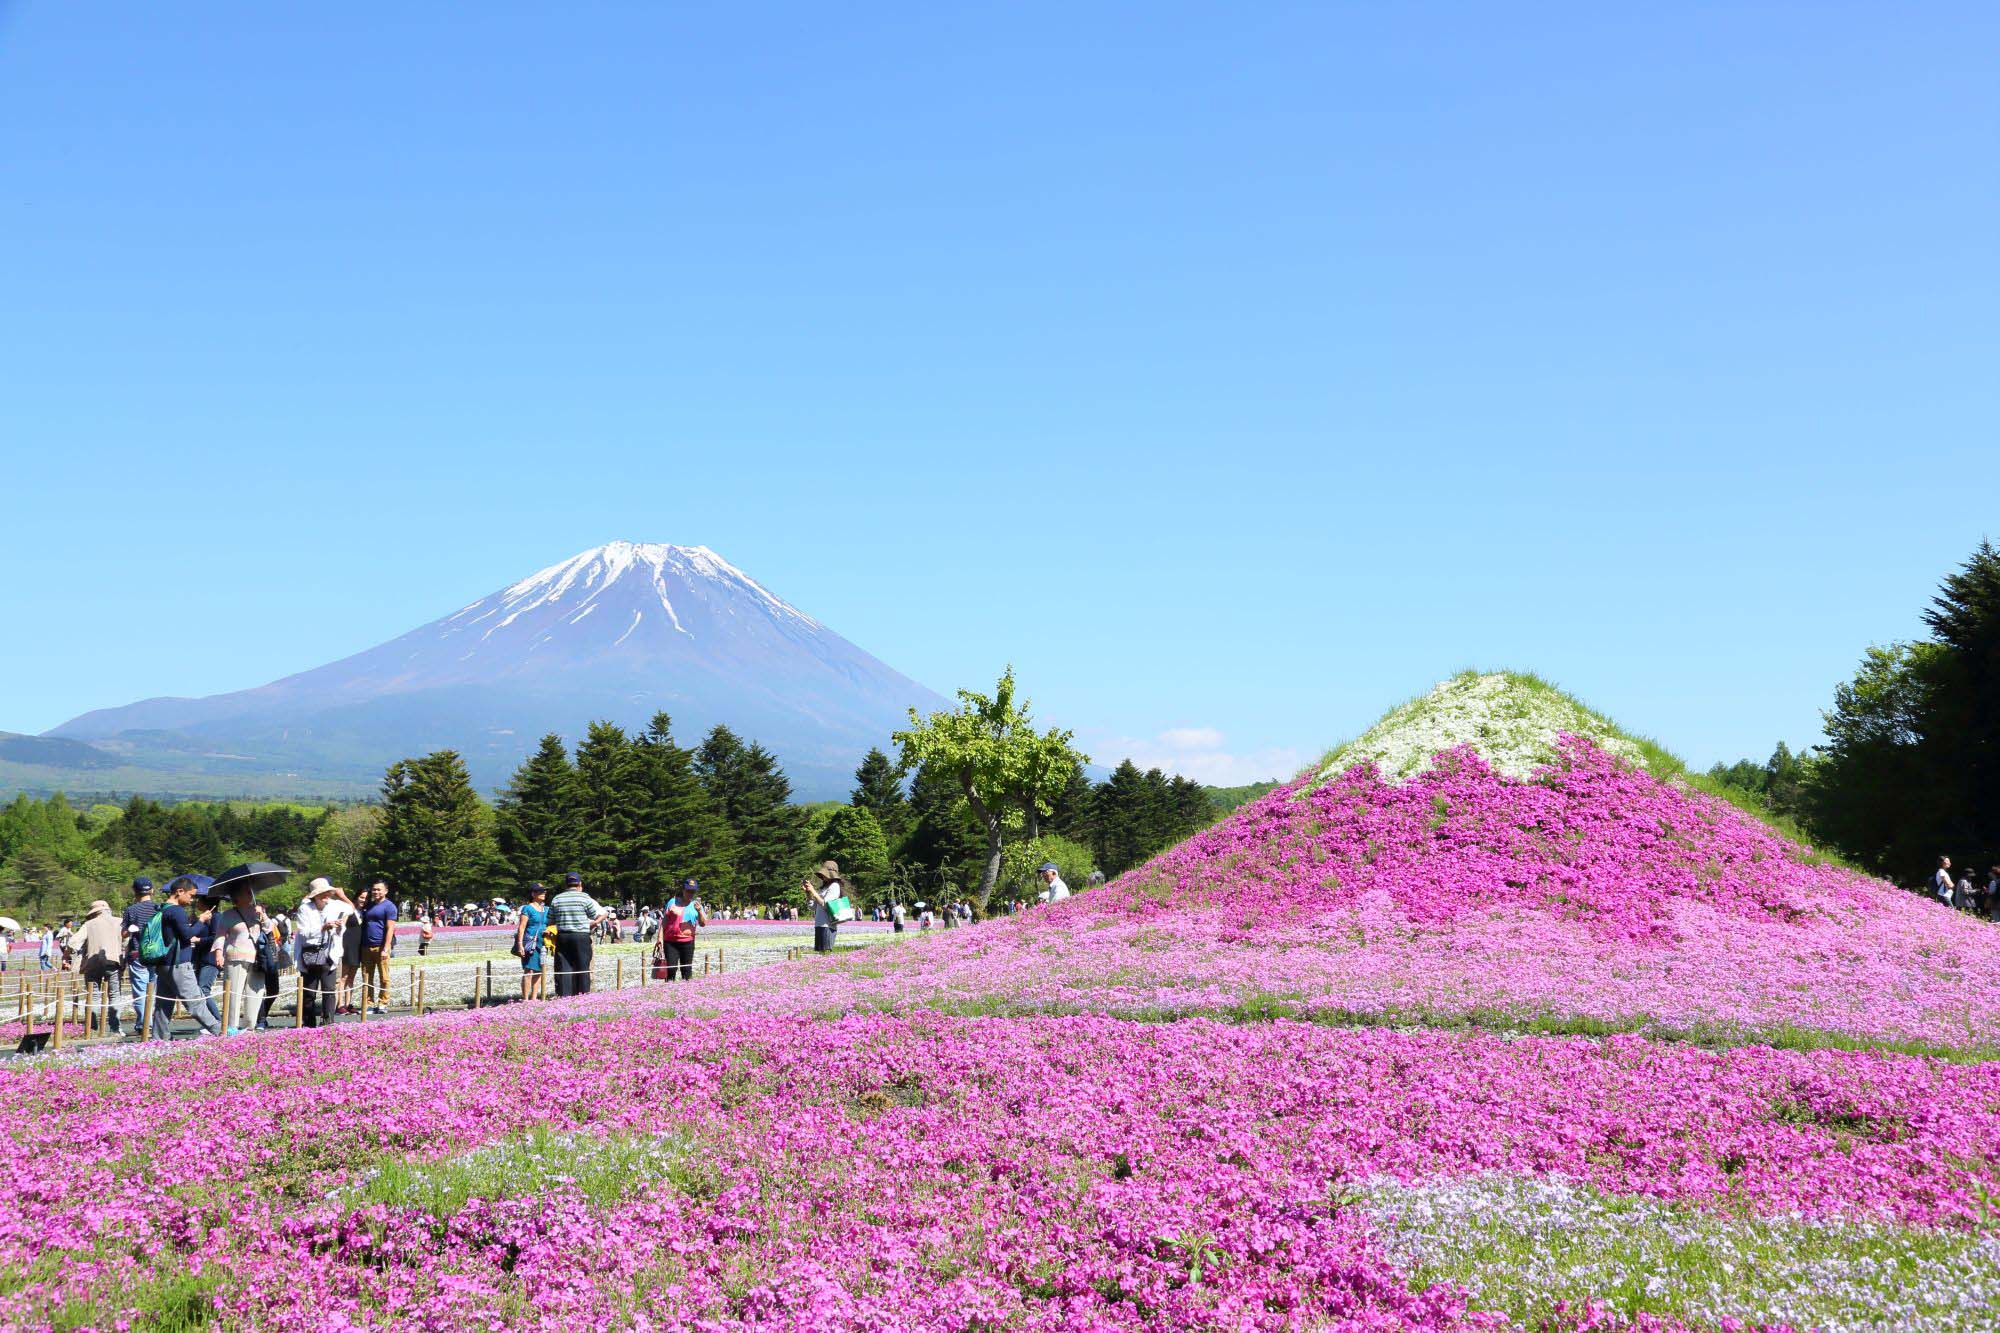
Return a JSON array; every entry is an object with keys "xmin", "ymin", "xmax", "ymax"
[{"xmin": 963, "ymin": 782, "xmax": 1005, "ymax": 912}]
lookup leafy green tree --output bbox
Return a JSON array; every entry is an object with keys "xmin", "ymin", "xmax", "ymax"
[
  {"xmin": 816, "ymin": 805, "xmax": 890, "ymax": 900},
  {"xmin": 893, "ymin": 668, "xmax": 1086, "ymax": 912},
  {"xmin": 304, "ymin": 806, "xmax": 384, "ymax": 890},
  {"xmin": 494, "ymin": 733, "xmax": 580, "ymax": 890},
  {"xmin": 1799, "ymin": 544, "xmax": 2000, "ymax": 880},
  {"xmin": 695, "ymin": 725, "xmax": 806, "ymax": 900},
  {"xmin": 997, "ymin": 834, "xmax": 1093, "ymax": 906},
  {"xmin": 1706, "ymin": 743, "xmax": 1811, "ymax": 824},
  {"xmin": 1804, "ymin": 642, "xmax": 1947, "ymax": 879},
  {"xmin": 364, "ymin": 750, "xmax": 501, "ymax": 904},
  {"xmin": 850, "ymin": 747, "xmax": 909, "ymax": 842}
]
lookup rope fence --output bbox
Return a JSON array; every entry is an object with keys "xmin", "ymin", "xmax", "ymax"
[{"xmin": 1, "ymin": 945, "xmax": 742, "ymax": 1054}]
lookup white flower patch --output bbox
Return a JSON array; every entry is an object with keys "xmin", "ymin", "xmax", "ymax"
[
  {"xmin": 1352, "ymin": 1173, "xmax": 2000, "ymax": 1332},
  {"xmin": 1319, "ymin": 673, "xmax": 1650, "ymax": 784}
]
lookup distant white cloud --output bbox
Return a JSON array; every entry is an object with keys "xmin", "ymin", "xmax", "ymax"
[
  {"xmin": 1084, "ymin": 725, "xmax": 1309, "ymax": 787},
  {"xmin": 1156, "ymin": 726, "xmax": 1226, "ymax": 750}
]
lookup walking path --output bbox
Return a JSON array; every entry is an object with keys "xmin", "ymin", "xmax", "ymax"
[{"xmin": 1, "ymin": 923, "xmax": 886, "ymax": 1055}]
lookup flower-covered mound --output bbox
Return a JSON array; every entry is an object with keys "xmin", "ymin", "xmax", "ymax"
[{"xmin": 705, "ymin": 737, "xmax": 2000, "ymax": 1057}]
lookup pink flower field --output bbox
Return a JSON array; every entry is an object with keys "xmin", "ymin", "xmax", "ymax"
[{"xmin": 3, "ymin": 738, "xmax": 1997, "ymax": 1330}]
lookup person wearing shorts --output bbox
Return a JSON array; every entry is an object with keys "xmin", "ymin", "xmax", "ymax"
[{"xmin": 515, "ymin": 883, "xmax": 550, "ymax": 1000}]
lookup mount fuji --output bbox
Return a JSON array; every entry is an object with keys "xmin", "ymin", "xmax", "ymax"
[{"xmin": 39, "ymin": 542, "xmax": 946, "ymax": 800}]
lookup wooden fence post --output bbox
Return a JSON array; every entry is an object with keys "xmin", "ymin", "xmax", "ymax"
[
  {"xmin": 142, "ymin": 982, "xmax": 157, "ymax": 1041},
  {"xmin": 221, "ymin": 972, "xmax": 236, "ymax": 1035},
  {"xmin": 358, "ymin": 973, "xmax": 369, "ymax": 1022},
  {"xmin": 51, "ymin": 991, "xmax": 65, "ymax": 1051},
  {"xmin": 295, "ymin": 971, "xmax": 305, "ymax": 1025},
  {"xmin": 615, "ymin": 957, "xmax": 624, "ymax": 991},
  {"xmin": 415, "ymin": 967, "xmax": 427, "ymax": 1016}
]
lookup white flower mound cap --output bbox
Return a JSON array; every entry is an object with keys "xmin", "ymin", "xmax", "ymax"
[{"xmin": 1318, "ymin": 672, "xmax": 1650, "ymax": 784}]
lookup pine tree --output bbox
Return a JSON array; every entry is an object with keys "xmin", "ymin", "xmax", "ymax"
[
  {"xmin": 572, "ymin": 721, "xmax": 646, "ymax": 901},
  {"xmin": 161, "ymin": 806, "xmax": 225, "ymax": 874},
  {"xmin": 816, "ymin": 805, "xmax": 890, "ymax": 899},
  {"xmin": 494, "ymin": 733, "xmax": 581, "ymax": 890},
  {"xmin": 633, "ymin": 713, "xmax": 741, "ymax": 904},
  {"xmin": 897, "ymin": 760, "xmax": 986, "ymax": 894},
  {"xmin": 1091, "ymin": 760, "xmax": 1153, "ymax": 876},
  {"xmin": 850, "ymin": 747, "xmax": 908, "ymax": 841},
  {"xmin": 305, "ymin": 806, "xmax": 384, "ymax": 890},
  {"xmin": 695, "ymin": 725, "xmax": 806, "ymax": 900},
  {"xmin": 1166, "ymin": 774, "xmax": 1211, "ymax": 839},
  {"xmin": 1922, "ymin": 539, "xmax": 2000, "ymax": 854},
  {"xmin": 1045, "ymin": 762, "xmax": 1094, "ymax": 842},
  {"xmin": 363, "ymin": 750, "xmax": 501, "ymax": 903}
]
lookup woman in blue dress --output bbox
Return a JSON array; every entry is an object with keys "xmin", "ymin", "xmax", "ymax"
[{"xmin": 514, "ymin": 882, "xmax": 550, "ymax": 1001}]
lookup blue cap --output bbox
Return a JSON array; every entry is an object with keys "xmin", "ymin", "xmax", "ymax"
[
  {"xmin": 131, "ymin": 876, "xmax": 153, "ymax": 893},
  {"xmin": 1038, "ymin": 862, "xmax": 1060, "ymax": 874},
  {"xmin": 563, "ymin": 872, "xmax": 582, "ymax": 886},
  {"xmin": 680, "ymin": 877, "xmax": 698, "ymax": 892}
]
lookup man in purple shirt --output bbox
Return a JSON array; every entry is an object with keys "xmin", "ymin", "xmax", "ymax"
[{"xmin": 360, "ymin": 879, "xmax": 399, "ymax": 1010}]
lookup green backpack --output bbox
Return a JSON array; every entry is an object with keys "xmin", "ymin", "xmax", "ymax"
[{"xmin": 139, "ymin": 909, "xmax": 171, "ymax": 963}]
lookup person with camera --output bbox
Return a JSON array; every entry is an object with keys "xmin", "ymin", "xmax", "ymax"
[{"xmin": 655, "ymin": 878, "xmax": 704, "ymax": 981}]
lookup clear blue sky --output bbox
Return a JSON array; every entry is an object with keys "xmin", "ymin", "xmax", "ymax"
[{"xmin": 4, "ymin": 3, "xmax": 1995, "ymax": 784}]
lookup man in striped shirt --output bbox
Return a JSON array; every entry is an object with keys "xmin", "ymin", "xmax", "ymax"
[{"xmin": 548, "ymin": 872, "xmax": 608, "ymax": 997}]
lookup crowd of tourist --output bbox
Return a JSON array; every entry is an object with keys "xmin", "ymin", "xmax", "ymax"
[
  {"xmin": 1929, "ymin": 856, "xmax": 2000, "ymax": 920},
  {"xmin": 4, "ymin": 855, "xmax": 1103, "ymax": 1042}
]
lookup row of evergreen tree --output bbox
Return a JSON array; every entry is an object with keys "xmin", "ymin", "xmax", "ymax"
[
  {"xmin": 362, "ymin": 713, "xmax": 807, "ymax": 907},
  {"xmin": 361, "ymin": 722, "xmax": 1227, "ymax": 911},
  {"xmin": 4, "ymin": 702, "xmax": 1235, "ymax": 920}
]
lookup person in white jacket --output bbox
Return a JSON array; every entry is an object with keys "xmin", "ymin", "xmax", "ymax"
[{"xmin": 1038, "ymin": 863, "xmax": 1070, "ymax": 904}]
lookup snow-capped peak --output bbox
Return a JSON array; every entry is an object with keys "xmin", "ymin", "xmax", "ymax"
[{"xmin": 450, "ymin": 541, "xmax": 819, "ymax": 642}]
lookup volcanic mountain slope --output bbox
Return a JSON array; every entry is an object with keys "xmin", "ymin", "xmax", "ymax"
[
  {"xmin": 41, "ymin": 542, "xmax": 944, "ymax": 799},
  {"xmin": 729, "ymin": 672, "xmax": 2000, "ymax": 1056}
]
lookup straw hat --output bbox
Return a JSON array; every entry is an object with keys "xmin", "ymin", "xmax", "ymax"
[
  {"xmin": 84, "ymin": 899, "xmax": 111, "ymax": 918},
  {"xmin": 817, "ymin": 860, "xmax": 841, "ymax": 882}
]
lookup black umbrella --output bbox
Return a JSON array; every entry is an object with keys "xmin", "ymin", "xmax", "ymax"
[{"xmin": 208, "ymin": 862, "xmax": 292, "ymax": 898}]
